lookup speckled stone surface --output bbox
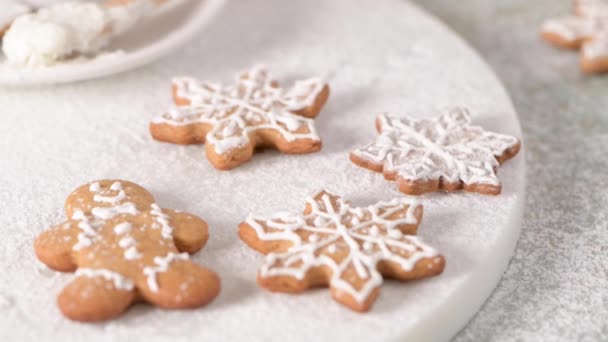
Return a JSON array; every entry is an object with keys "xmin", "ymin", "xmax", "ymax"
[{"xmin": 412, "ymin": 0, "xmax": 608, "ymax": 340}]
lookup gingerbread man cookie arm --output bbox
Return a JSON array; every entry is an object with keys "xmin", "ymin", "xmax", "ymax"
[
  {"xmin": 160, "ymin": 209, "xmax": 210, "ymax": 254},
  {"xmin": 34, "ymin": 221, "xmax": 81, "ymax": 272}
]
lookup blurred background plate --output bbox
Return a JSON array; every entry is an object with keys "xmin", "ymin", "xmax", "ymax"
[{"xmin": 0, "ymin": 0, "xmax": 226, "ymax": 86}]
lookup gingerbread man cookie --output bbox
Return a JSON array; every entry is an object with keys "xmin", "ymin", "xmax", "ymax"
[
  {"xmin": 542, "ymin": 0, "xmax": 608, "ymax": 74},
  {"xmin": 34, "ymin": 180, "xmax": 220, "ymax": 321},
  {"xmin": 239, "ymin": 189, "xmax": 444, "ymax": 312},
  {"xmin": 350, "ymin": 108, "xmax": 521, "ymax": 196},
  {"xmin": 150, "ymin": 65, "xmax": 330, "ymax": 170}
]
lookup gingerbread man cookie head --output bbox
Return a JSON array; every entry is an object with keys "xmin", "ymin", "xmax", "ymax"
[
  {"xmin": 35, "ymin": 180, "xmax": 220, "ymax": 322},
  {"xmin": 350, "ymin": 108, "xmax": 521, "ymax": 196},
  {"xmin": 239, "ymin": 190, "xmax": 444, "ymax": 312},
  {"xmin": 150, "ymin": 65, "xmax": 330, "ymax": 170},
  {"xmin": 64, "ymin": 180, "xmax": 154, "ymax": 220},
  {"xmin": 542, "ymin": 0, "xmax": 608, "ymax": 74}
]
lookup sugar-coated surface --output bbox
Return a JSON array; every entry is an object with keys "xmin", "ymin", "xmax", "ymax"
[
  {"xmin": 414, "ymin": 1, "xmax": 608, "ymax": 341},
  {"xmin": 0, "ymin": 0, "xmax": 524, "ymax": 341}
]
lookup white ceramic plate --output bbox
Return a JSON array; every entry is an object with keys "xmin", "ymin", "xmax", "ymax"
[
  {"xmin": 0, "ymin": 0, "xmax": 225, "ymax": 86},
  {"xmin": 0, "ymin": 0, "xmax": 525, "ymax": 341}
]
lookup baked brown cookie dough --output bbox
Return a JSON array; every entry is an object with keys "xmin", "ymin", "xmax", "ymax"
[
  {"xmin": 150, "ymin": 65, "xmax": 330, "ymax": 170},
  {"xmin": 239, "ymin": 189, "xmax": 444, "ymax": 312},
  {"xmin": 350, "ymin": 108, "xmax": 521, "ymax": 196},
  {"xmin": 34, "ymin": 180, "xmax": 220, "ymax": 322},
  {"xmin": 541, "ymin": 0, "xmax": 608, "ymax": 74}
]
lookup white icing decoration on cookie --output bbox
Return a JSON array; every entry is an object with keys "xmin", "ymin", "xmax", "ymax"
[
  {"xmin": 351, "ymin": 108, "xmax": 519, "ymax": 187},
  {"xmin": 542, "ymin": 0, "xmax": 608, "ymax": 59},
  {"xmin": 71, "ymin": 182, "xmax": 140, "ymax": 250},
  {"xmin": 150, "ymin": 204, "xmax": 174, "ymax": 240},
  {"xmin": 245, "ymin": 189, "xmax": 439, "ymax": 304},
  {"xmin": 75, "ymin": 268, "xmax": 134, "ymax": 291},
  {"xmin": 71, "ymin": 209, "xmax": 99, "ymax": 251},
  {"xmin": 89, "ymin": 182, "xmax": 101, "ymax": 192},
  {"xmin": 70, "ymin": 182, "xmax": 184, "ymax": 290},
  {"xmin": 120, "ymin": 236, "xmax": 139, "ymax": 258},
  {"xmin": 116, "ymin": 233, "xmax": 141, "ymax": 260},
  {"xmin": 124, "ymin": 246, "xmax": 142, "ymax": 260},
  {"xmin": 142, "ymin": 253, "xmax": 189, "ymax": 292},
  {"xmin": 92, "ymin": 181, "xmax": 127, "ymax": 204},
  {"xmin": 91, "ymin": 202, "xmax": 138, "ymax": 220},
  {"xmin": 152, "ymin": 65, "xmax": 326, "ymax": 155},
  {"xmin": 118, "ymin": 236, "xmax": 135, "ymax": 248},
  {"xmin": 114, "ymin": 222, "xmax": 132, "ymax": 234},
  {"xmin": 94, "ymin": 189, "xmax": 127, "ymax": 204},
  {"xmin": 87, "ymin": 181, "xmax": 138, "ymax": 219}
]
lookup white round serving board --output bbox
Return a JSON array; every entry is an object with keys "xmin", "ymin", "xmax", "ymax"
[
  {"xmin": 0, "ymin": 0, "xmax": 226, "ymax": 86},
  {"xmin": 0, "ymin": 0, "xmax": 525, "ymax": 341}
]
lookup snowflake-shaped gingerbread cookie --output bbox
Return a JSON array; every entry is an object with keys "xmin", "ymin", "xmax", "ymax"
[
  {"xmin": 239, "ymin": 189, "xmax": 445, "ymax": 312},
  {"xmin": 34, "ymin": 180, "xmax": 220, "ymax": 321},
  {"xmin": 350, "ymin": 108, "xmax": 521, "ymax": 195},
  {"xmin": 542, "ymin": 0, "xmax": 608, "ymax": 73},
  {"xmin": 150, "ymin": 65, "xmax": 330, "ymax": 170}
]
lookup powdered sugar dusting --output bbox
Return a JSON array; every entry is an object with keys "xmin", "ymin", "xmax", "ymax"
[{"xmin": 0, "ymin": 0, "xmax": 524, "ymax": 340}]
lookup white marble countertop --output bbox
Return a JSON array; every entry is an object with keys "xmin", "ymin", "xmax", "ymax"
[{"xmin": 412, "ymin": 0, "xmax": 608, "ymax": 340}]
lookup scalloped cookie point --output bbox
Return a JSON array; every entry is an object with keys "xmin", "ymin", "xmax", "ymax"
[
  {"xmin": 239, "ymin": 189, "xmax": 444, "ymax": 312},
  {"xmin": 34, "ymin": 179, "xmax": 220, "ymax": 322},
  {"xmin": 150, "ymin": 65, "xmax": 330, "ymax": 170},
  {"xmin": 350, "ymin": 108, "xmax": 521, "ymax": 196}
]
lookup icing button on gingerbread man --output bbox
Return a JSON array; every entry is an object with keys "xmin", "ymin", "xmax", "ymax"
[
  {"xmin": 350, "ymin": 108, "xmax": 521, "ymax": 196},
  {"xmin": 34, "ymin": 180, "xmax": 220, "ymax": 322},
  {"xmin": 239, "ymin": 189, "xmax": 445, "ymax": 312},
  {"xmin": 150, "ymin": 65, "xmax": 330, "ymax": 170}
]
